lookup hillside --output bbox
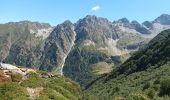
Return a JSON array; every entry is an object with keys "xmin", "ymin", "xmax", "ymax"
[
  {"xmin": 0, "ymin": 63, "xmax": 82, "ymax": 100},
  {"xmin": 114, "ymin": 29, "xmax": 170, "ymax": 76},
  {"xmin": 0, "ymin": 21, "xmax": 52, "ymax": 68},
  {"xmin": 86, "ymin": 29, "xmax": 170, "ymax": 100}
]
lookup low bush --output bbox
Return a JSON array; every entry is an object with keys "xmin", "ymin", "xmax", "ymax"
[
  {"xmin": 160, "ymin": 77, "xmax": 170, "ymax": 96},
  {"xmin": 11, "ymin": 73, "xmax": 22, "ymax": 82},
  {"xmin": 21, "ymin": 72, "xmax": 43, "ymax": 88}
]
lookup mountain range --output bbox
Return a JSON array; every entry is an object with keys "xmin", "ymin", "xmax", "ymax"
[{"xmin": 1, "ymin": 14, "xmax": 170, "ymax": 88}]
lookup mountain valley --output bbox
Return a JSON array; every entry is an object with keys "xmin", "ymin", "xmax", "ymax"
[{"xmin": 0, "ymin": 14, "xmax": 170, "ymax": 100}]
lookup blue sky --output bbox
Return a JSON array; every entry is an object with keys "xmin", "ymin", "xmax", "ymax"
[{"xmin": 0, "ymin": 0, "xmax": 170, "ymax": 26}]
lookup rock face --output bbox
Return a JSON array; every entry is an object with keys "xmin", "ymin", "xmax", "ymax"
[
  {"xmin": 39, "ymin": 21, "xmax": 76, "ymax": 73},
  {"xmin": 1, "ymin": 14, "xmax": 170, "ymax": 87}
]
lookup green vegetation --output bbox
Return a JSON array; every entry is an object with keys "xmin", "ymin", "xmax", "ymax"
[
  {"xmin": 0, "ymin": 82, "xmax": 28, "ymax": 100},
  {"xmin": 160, "ymin": 77, "xmax": 170, "ymax": 96},
  {"xmin": 86, "ymin": 29, "xmax": 170, "ymax": 99},
  {"xmin": 116, "ymin": 33, "xmax": 145, "ymax": 50},
  {"xmin": 11, "ymin": 73, "xmax": 23, "ymax": 82},
  {"xmin": 0, "ymin": 21, "xmax": 47, "ymax": 69},
  {"xmin": 0, "ymin": 71, "xmax": 83, "ymax": 100},
  {"xmin": 63, "ymin": 45, "xmax": 113, "ymax": 88},
  {"xmin": 115, "ymin": 29, "xmax": 170, "ymax": 76},
  {"xmin": 21, "ymin": 72, "xmax": 43, "ymax": 88},
  {"xmin": 41, "ymin": 77, "xmax": 82, "ymax": 100},
  {"xmin": 1, "ymin": 17, "xmax": 170, "ymax": 100},
  {"xmin": 86, "ymin": 63, "xmax": 170, "ymax": 99}
]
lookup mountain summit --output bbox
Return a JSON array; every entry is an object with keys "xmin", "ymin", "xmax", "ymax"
[{"xmin": 154, "ymin": 14, "xmax": 170, "ymax": 25}]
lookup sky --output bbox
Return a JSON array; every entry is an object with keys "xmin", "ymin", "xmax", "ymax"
[{"xmin": 0, "ymin": 0, "xmax": 170, "ymax": 26}]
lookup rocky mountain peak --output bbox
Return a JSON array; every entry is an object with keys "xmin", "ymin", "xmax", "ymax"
[
  {"xmin": 142, "ymin": 21, "xmax": 153, "ymax": 28},
  {"xmin": 113, "ymin": 18, "xmax": 132, "ymax": 29},
  {"xmin": 85, "ymin": 15, "xmax": 97, "ymax": 20},
  {"xmin": 154, "ymin": 14, "xmax": 170, "ymax": 25},
  {"xmin": 131, "ymin": 20, "xmax": 140, "ymax": 25},
  {"xmin": 75, "ymin": 15, "xmax": 115, "ymax": 42},
  {"xmin": 117, "ymin": 18, "xmax": 130, "ymax": 24},
  {"xmin": 61, "ymin": 20, "xmax": 73, "ymax": 27},
  {"xmin": 130, "ymin": 20, "xmax": 151, "ymax": 34},
  {"xmin": 79, "ymin": 15, "xmax": 110, "ymax": 25}
]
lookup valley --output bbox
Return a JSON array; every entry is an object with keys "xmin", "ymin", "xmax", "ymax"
[{"xmin": 0, "ymin": 14, "xmax": 170, "ymax": 99}]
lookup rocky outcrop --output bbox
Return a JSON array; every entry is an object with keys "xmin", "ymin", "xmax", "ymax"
[
  {"xmin": 0, "ymin": 63, "xmax": 35, "ymax": 78},
  {"xmin": 27, "ymin": 87, "xmax": 43, "ymax": 100}
]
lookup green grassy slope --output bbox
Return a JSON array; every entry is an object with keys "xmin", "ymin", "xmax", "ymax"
[
  {"xmin": 0, "ymin": 70, "xmax": 82, "ymax": 100},
  {"xmin": 86, "ymin": 29, "xmax": 170, "ymax": 100}
]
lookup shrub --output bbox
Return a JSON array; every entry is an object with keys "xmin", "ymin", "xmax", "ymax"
[
  {"xmin": 127, "ymin": 93, "xmax": 149, "ymax": 100},
  {"xmin": 21, "ymin": 72, "xmax": 43, "ymax": 88},
  {"xmin": 153, "ymin": 84, "xmax": 160, "ymax": 91},
  {"xmin": 143, "ymin": 81, "xmax": 152, "ymax": 90},
  {"xmin": 148, "ymin": 89, "xmax": 155, "ymax": 99},
  {"xmin": 160, "ymin": 77, "xmax": 170, "ymax": 96},
  {"xmin": 0, "ymin": 82, "xmax": 28, "ymax": 100},
  {"xmin": 154, "ymin": 79, "xmax": 161, "ymax": 84}
]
